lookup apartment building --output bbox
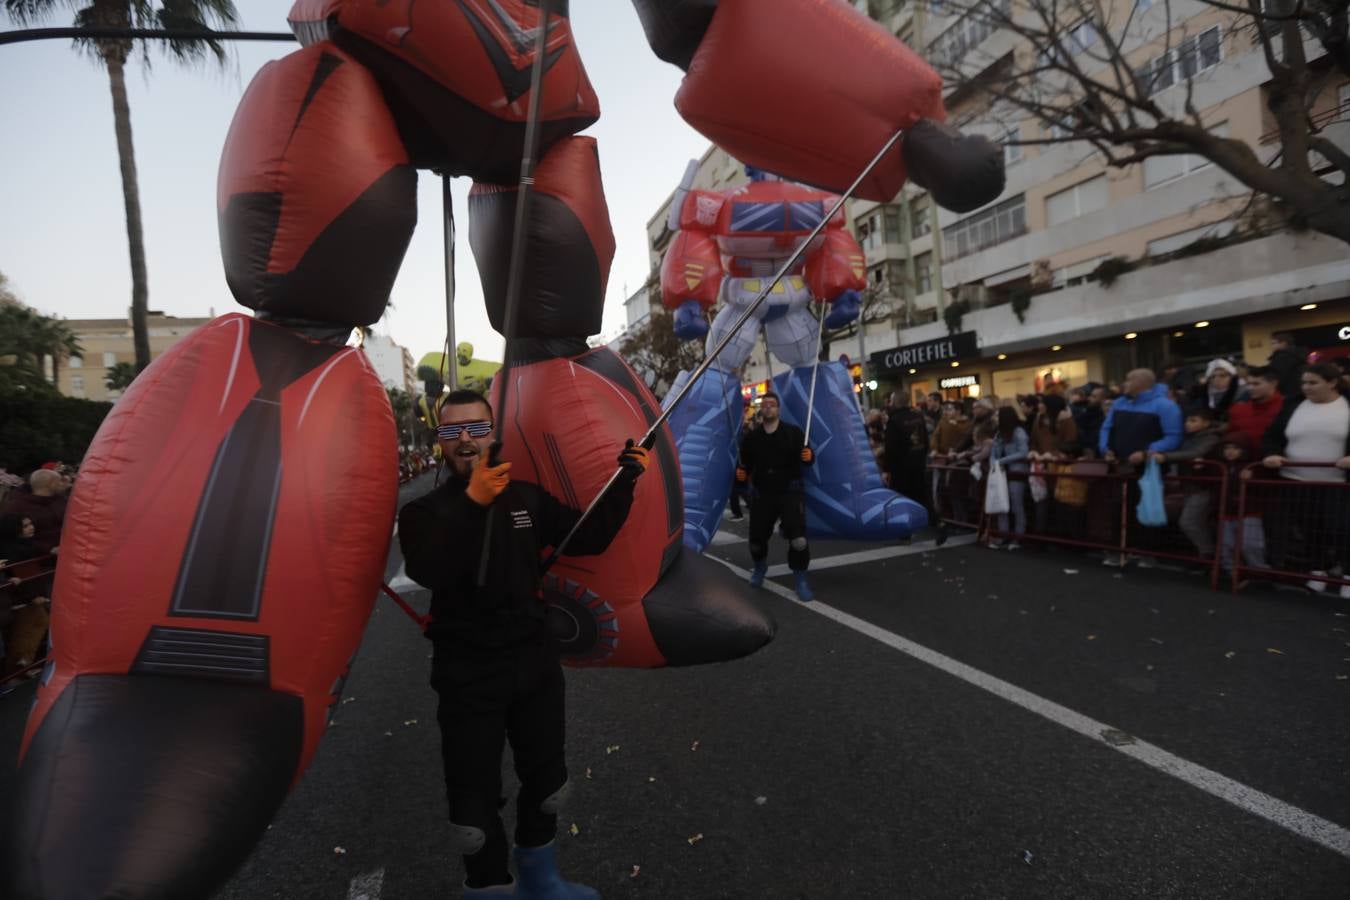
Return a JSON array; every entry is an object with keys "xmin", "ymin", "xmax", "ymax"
[
  {"xmin": 58, "ymin": 312, "xmax": 214, "ymax": 402},
  {"xmin": 850, "ymin": 0, "xmax": 1350, "ymax": 403},
  {"xmin": 363, "ymin": 332, "xmax": 417, "ymax": 396}
]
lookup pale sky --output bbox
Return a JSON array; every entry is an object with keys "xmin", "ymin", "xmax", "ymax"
[{"xmin": 0, "ymin": 0, "xmax": 710, "ymax": 365}]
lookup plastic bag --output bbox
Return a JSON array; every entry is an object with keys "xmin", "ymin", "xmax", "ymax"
[
  {"xmin": 1136, "ymin": 458, "xmax": 1168, "ymax": 527},
  {"xmin": 1028, "ymin": 461, "xmax": 1048, "ymax": 503},
  {"xmin": 985, "ymin": 460, "xmax": 1010, "ymax": 515},
  {"xmin": 970, "ymin": 460, "xmax": 984, "ymax": 482}
]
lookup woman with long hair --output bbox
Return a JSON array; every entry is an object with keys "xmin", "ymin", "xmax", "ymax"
[{"xmin": 989, "ymin": 406, "xmax": 1031, "ymax": 548}]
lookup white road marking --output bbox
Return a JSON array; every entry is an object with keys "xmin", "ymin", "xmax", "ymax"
[
  {"xmin": 707, "ymin": 532, "xmax": 976, "ymax": 577},
  {"xmin": 714, "ymin": 557, "xmax": 1350, "ymax": 860},
  {"xmin": 347, "ymin": 868, "xmax": 385, "ymax": 900}
]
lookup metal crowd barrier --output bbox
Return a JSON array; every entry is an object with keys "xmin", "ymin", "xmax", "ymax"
[
  {"xmin": 1, "ymin": 552, "xmax": 57, "ymax": 689},
  {"xmin": 931, "ymin": 457, "xmax": 1349, "ymax": 595}
]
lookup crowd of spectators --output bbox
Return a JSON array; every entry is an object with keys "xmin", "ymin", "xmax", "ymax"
[
  {"xmin": 872, "ymin": 332, "xmax": 1350, "ymax": 593},
  {"xmin": 0, "ymin": 464, "xmax": 71, "ymax": 689}
]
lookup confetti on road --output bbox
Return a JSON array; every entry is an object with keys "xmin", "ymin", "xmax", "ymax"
[
  {"xmin": 630, "ymin": 866, "xmax": 641, "ymax": 879},
  {"xmin": 334, "ymin": 847, "xmax": 347, "ymax": 856},
  {"xmin": 1023, "ymin": 850, "xmax": 1034, "ymax": 865},
  {"xmin": 403, "ymin": 719, "xmax": 418, "ymax": 726},
  {"xmin": 341, "ymin": 697, "xmax": 357, "ymax": 705},
  {"xmin": 755, "ymin": 796, "xmax": 767, "ymax": 806},
  {"xmin": 1337, "ymin": 675, "xmax": 1348, "ymax": 682},
  {"xmin": 1224, "ymin": 651, "xmax": 1236, "ymax": 659},
  {"xmin": 1018, "ymin": 610, "xmax": 1028, "ymax": 616},
  {"xmin": 648, "ymin": 777, "xmax": 656, "ymax": 783},
  {"xmin": 1149, "ymin": 638, "xmax": 1165, "ymax": 645},
  {"xmin": 1063, "ymin": 569, "xmax": 1079, "ymax": 575},
  {"xmin": 987, "ymin": 594, "xmax": 999, "ymax": 600},
  {"xmin": 687, "ymin": 833, "xmax": 704, "ymax": 846},
  {"xmin": 1086, "ymin": 634, "xmax": 1098, "ymax": 641},
  {"xmin": 569, "ymin": 824, "xmax": 580, "ymax": 836},
  {"xmin": 1266, "ymin": 648, "xmax": 1284, "ymax": 655},
  {"xmin": 690, "ymin": 740, "xmax": 700, "ymax": 752},
  {"xmin": 585, "ymin": 768, "xmax": 593, "ymax": 780},
  {"xmin": 606, "ymin": 744, "xmax": 621, "ymax": 754}
]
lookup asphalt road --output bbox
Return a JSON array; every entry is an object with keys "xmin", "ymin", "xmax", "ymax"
[{"xmin": 3, "ymin": 476, "xmax": 1348, "ymax": 899}]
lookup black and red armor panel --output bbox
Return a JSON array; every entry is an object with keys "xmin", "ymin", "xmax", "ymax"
[
  {"xmin": 468, "ymin": 136, "xmax": 615, "ymax": 340},
  {"xmin": 490, "ymin": 348, "xmax": 774, "ymax": 668},
  {"xmin": 219, "ymin": 42, "xmax": 417, "ymax": 327},
  {"xmin": 288, "ymin": 0, "xmax": 600, "ymax": 181},
  {"xmin": 674, "ymin": 0, "xmax": 944, "ymax": 202},
  {"xmin": 631, "ymin": 0, "xmax": 719, "ymax": 69},
  {"xmin": 8, "ymin": 315, "xmax": 397, "ymax": 899}
]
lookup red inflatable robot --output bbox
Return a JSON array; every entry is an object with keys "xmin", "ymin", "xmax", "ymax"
[{"xmin": 6, "ymin": 2, "xmax": 1003, "ymax": 898}]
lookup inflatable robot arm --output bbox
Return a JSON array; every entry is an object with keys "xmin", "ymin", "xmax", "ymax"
[
  {"xmin": 658, "ymin": 159, "xmax": 724, "ymax": 341},
  {"xmin": 805, "ymin": 224, "xmax": 867, "ymax": 331},
  {"xmin": 634, "ymin": 0, "xmax": 1005, "ymax": 213}
]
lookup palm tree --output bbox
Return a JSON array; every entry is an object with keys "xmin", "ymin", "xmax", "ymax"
[
  {"xmin": 3, "ymin": 0, "xmax": 240, "ymax": 372},
  {"xmin": 105, "ymin": 360, "xmax": 137, "ymax": 392}
]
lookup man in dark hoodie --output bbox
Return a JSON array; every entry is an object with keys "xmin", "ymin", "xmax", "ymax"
[
  {"xmin": 398, "ymin": 389, "xmax": 647, "ymax": 899},
  {"xmin": 1267, "ymin": 331, "xmax": 1310, "ymax": 399}
]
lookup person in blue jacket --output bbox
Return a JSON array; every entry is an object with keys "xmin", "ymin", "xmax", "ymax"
[
  {"xmin": 1099, "ymin": 369, "xmax": 1184, "ymax": 465},
  {"xmin": 989, "ymin": 407, "xmax": 1031, "ymax": 549}
]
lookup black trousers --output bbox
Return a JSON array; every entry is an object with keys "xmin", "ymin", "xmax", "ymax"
[
  {"xmin": 431, "ymin": 633, "xmax": 566, "ymax": 887},
  {"xmin": 749, "ymin": 489, "xmax": 809, "ymax": 572}
]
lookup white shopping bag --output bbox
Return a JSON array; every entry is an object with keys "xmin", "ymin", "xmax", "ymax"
[{"xmin": 984, "ymin": 460, "xmax": 1010, "ymax": 515}]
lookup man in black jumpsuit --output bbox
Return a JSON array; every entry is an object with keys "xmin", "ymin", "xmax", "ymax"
[
  {"xmin": 736, "ymin": 391, "xmax": 815, "ymax": 601},
  {"xmin": 399, "ymin": 390, "xmax": 647, "ymax": 899}
]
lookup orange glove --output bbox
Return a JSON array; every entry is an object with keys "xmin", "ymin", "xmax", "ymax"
[
  {"xmin": 801, "ymin": 447, "xmax": 814, "ymax": 465},
  {"xmin": 466, "ymin": 460, "xmax": 511, "ymax": 507},
  {"xmin": 735, "ymin": 466, "xmax": 748, "ymax": 483},
  {"xmin": 617, "ymin": 440, "xmax": 649, "ymax": 481}
]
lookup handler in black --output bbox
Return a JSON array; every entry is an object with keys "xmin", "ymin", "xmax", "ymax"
[
  {"xmin": 399, "ymin": 390, "xmax": 647, "ymax": 899},
  {"xmin": 736, "ymin": 391, "xmax": 815, "ymax": 602}
]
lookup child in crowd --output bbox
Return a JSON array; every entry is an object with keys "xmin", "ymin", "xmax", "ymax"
[
  {"xmin": 1151, "ymin": 407, "xmax": 1224, "ymax": 558},
  {"xmin": 1217, "ymin": 437, "xmax": 1268, "ymax": 580}
]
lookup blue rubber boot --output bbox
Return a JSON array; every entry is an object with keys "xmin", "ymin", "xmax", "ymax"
[
  {"xmin": 512, "ymin": 842, "xmax": 599, "ymax": 900},
  {"xmin": 748, "ymin": 560, "xmax": 767, "ymax": 588},
  {"xmin": 793, "ymin": 572, "xmax": 815, "ymax": 602}
]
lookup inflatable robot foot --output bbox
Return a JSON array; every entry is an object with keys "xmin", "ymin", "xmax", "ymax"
[
  {"xmin": 663, "ymin": 367, "xmax": 745, "ymax": 554},
  {"xmin": 773, "ymin": 361, "xmax": 928, "ymax": 540}
]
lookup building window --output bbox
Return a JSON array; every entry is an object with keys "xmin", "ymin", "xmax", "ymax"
[
  {"xmin": 857, "ymin": 212, "xmax": 883, "ymax": 250},
  {"xmin": 915, "ymin": 253, "xmax": 934, "ymax": 295},
  {"xmin": 1143, "ymin": 123, "xmax": 1226, "ymax": 188},
  {"xmin": 103, "ymin": 351, "xmax": 117, "ymax": 367},
  {"xmin": 1045, "ymin": 175, "xmax": 1108, "ymax": 227},
  {"xmin": 1135, "ymin": 27, "xmax": 1222, "ymax": 98},
  {"xmin": 68, "ymin": 356, "xmax": 83, "ymax": 369},
  {"xmin": 942, "ymin": 195, "xmax": 1026, "ymax": 260},
  {"xmin": 1003, "ymin": 127, "xmax": 1022, "ymax": 165},
  {"xmin": 883, "ymin": 207, "xmax": 901, "ymax": 244},
  {"xmin": 71, "ymin": 375, "xmax": 85, "ymax": 397},
  {"xmin": 910, "ymin": 198, "xmax": 932, "ymax": 237},
  {"xmin": 927, "ymin": 0, "xmax": 1011, "ymax": 69}
]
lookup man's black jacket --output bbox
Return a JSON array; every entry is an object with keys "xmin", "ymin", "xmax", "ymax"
[
  {"xmin": 398, "ymin": 473, "xmax": 635, "ymax": 647},
  {"xmin": 740, "ymin": 422, "xmax": 806, "ymax": 493}
]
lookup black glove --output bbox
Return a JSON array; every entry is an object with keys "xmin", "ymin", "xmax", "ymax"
[{"xmin": 617, "ymin": 439, "xmax": 649, "ymax": 482}]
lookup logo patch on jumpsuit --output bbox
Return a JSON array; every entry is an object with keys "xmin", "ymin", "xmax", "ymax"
[{"xmin": 510, "ymin": 509, "xmax": 533, "ymax": 530}]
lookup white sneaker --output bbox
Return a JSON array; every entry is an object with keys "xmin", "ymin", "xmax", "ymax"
[
  {"xmin": 1135, "ymin": 557, "xmax": 1156, "ymax": 569},
  {"xmin": 1307, "ymin": 571, "xmax": 1329, "ymax": 593},
  {"xmin": 1005, "ymin": 541, "xmax": 1022, "ymax": 551},
  {"xmin": 988, "ymin": 539, "xmax": 1006, "ymax": 549}
]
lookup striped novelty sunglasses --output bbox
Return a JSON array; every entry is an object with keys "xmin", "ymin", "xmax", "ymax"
[{"xmin": 437, "ymin": 421, "xmax": 493, "ymax": 440}]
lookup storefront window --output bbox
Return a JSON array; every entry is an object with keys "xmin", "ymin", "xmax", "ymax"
[{"xmin": 992, "ymin": 359, "xmax": 1089, "ymax": 399}]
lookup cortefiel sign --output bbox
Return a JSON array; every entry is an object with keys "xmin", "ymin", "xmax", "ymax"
[
  {"xmin": 871, "ymin": 332, "xmax": 978, "ymax": 373},
  {"xmin": 939, "ymin": 374, "xmax": 980, "ymax": 389}
]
